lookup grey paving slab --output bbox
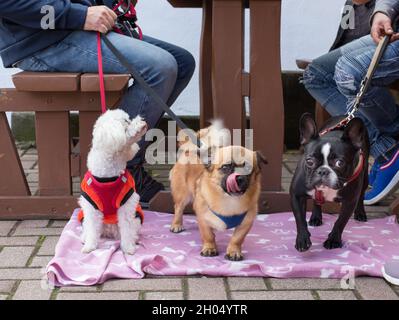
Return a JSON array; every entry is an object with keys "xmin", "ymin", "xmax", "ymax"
[
  {"xmin": 103, "ymin": 278, "xmax": 182, "ymax": 291},
  {"xmin": 355, "ymin": 278, "xmax": 399, "ymax": 300},
  {"xmin": 0, "ymin": 237, "xmax": 39, "ymax": 246},
  {"xmin": 57, "ymin": 292, "xmax": 140, "ymax": 300},
  {"xmin": 37, "ymin": 236, "xmax": 59, "ymax": 256},
  {"xmin": 145, "ymin": 291, "xmax": 184, "ymax": 300},
  {"xmin": 187, "ymin": 278, "xmax": 227, "ymax": 300},
  {"xmin": 12, "ymin": 280, "xmax": 52, "ymax": 300},
  {"xmin": 317, "ymin": 290, "xmax": 357, "ymax": 300},
  {"xmin": 231, "ymin": 290, "xmax": 314, "ymax": 300},
  {"xmin": 0, "ymin": 247, "xmax": 34, "ymax": 267}
]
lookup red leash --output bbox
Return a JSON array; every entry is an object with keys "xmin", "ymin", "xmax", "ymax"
[{"xmin": 97, "ymin": 32, "xmax": 107, "ymax": 114}]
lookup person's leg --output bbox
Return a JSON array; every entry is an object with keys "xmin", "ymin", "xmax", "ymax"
[
  {"xmin": 126, "ymin": 35, "xmax": 196, "ymax": 166},
  {"xmin": 143, "ymin": 36, "xmax": 196, "ymax": 106},
  {"xmin": 121, "ymin": 36, "xmax": 195, "ymax": 203},
  {"xmin": 334, "ymin": 35, "xmax": 399, "ymax": 160},
  {"xmin": 16, "ymin": 31, "xmax": 180, "ymax": 202},
  {"xmin": 333, "ymin": 35, "xmax": 399, "ymax": 204},
  {"xmin": 17, "ymin": 31, "xmax": 178, "ymax": 121},
  {"xmin": 302, "ymin": 43, "xmax": 383, "ymax": 159}
]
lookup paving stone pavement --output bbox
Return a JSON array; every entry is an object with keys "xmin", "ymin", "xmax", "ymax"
[{"xmin": 0, "ymin": 147, "xmax": 398, "ymax": 300}]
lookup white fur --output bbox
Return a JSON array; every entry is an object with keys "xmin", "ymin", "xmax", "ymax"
[
  {"xmin": 80, "ymin": 109, "xmax": 147, "ymax": 255},
  {"xmin": 320, "ymin": 143, "xmax": 339, "ymax": 187},
  {"xmin": 307, "ymin": 187, "xmax": 338, "ymax": 203}
]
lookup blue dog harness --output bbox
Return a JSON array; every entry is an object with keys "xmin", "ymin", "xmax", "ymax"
[{"xmin": 209, "ymin": 207, "xmax": 248, "ymax": 229}]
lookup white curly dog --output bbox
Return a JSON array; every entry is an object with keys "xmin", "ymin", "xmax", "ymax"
[{"xmin": 79, "ymin": 109, "xmax": 147, "ymax": 255}]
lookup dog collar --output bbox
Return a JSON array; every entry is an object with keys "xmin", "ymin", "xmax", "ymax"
[
  {"xmin": 314, "ymin": 151, "xmax": 365, "ymax": 206},
  {"xmin": 208, "ymin": 207, "xmax": 247, "ymax": 229},
  {"xmin": 343, "ymin": 151, "xmax": 365, "ymax": 187}
]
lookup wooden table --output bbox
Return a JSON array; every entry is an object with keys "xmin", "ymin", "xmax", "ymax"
[{"xmin": 150, "ymin": 0, "xmax": 294, "ymax": 213}]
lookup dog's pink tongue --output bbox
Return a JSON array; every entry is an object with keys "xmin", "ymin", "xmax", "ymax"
[{"xmin": 227, "ymin": 173, "xmax": 240, "ymax": 193}]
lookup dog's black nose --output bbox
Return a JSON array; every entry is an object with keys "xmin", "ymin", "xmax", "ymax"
[
  {"xmin": 317, "ymin": 167, "xmax": 330, "ymax": 177},
  {"xmin": 236, "ymin": 175, "xmax": 248, "ymax": 190}
]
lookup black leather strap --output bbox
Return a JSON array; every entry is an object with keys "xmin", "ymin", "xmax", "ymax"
[{"xmin": 102, "ymin": 34, "xmax": 202, "ymax": 148}]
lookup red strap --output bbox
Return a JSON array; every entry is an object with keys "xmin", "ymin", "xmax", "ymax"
[
  {"xmin": 97, "ymin": 32, "xmax": 107, "ymax": 114},
  {"xmin": 314, "ymin": 189, "xmax": 325, "ymax": 206},
  {"xmin": 345, "ymin": 152, "xmax": 365, "ymax": 185}
]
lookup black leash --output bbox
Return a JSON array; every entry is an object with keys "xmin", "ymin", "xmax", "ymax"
[{"xmin": 102, "ymin": 34, "xmax": 202, "ymax": 148}]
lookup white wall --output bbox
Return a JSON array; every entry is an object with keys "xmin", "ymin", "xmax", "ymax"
[{"xmin": 0, "ymin": 0, "xmax": 347, "ymax": 116}]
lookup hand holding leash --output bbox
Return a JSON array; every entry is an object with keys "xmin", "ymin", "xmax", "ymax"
[{"xmin": 84, "ymin": 6, "xmax": 117, "ymax": 34}]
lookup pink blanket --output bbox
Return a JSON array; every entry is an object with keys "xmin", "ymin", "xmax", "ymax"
[{"xmin": 46, "ymin": 209, "xmax": 399, "ymax": 286}]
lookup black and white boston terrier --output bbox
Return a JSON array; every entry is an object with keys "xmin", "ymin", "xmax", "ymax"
[{"xmin": 290, "ymin": 114, "xmax": 370, "ymax": 252}]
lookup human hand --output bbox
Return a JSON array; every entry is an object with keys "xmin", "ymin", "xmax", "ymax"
[
  {"xmin": 371, "ymin": 12, "xmax": 399, "ymax": 43},
  {"xmin": 83, "ymin": 6, "xmax": 117, "ymax": 34}
]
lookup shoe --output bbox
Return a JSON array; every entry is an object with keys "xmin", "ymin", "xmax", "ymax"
[
  {"xmin": 368, "ymin": 161, "xmax": 381, "ymax": 187},
  {"xmin": 382, "ymin": 260, "xmax": 399, "ymax": 286},
  {"xmin": 129, "ymin": 165, "xmax": 165, "ymax": 205},
  {"xmin": 364, "ymin": 149, "xmax": 399, "ymax": 205}
]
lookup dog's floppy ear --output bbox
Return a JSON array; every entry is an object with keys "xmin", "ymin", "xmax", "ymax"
[
  {"xmin": 256, "ymin": 151, "xmax": 268, "ymax": 169},
  {"xmin": 299, "ymin": 113, "xmax": 318, "ymax": 145},
  {"xmin": 342, "ymin": 117, "xmax": 365, "ymax": 149}
]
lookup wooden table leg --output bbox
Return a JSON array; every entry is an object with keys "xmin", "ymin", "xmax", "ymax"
[
  {"xmin": 0, "ymin": 112, "xmax": 30, "ymax": 196},
  {"xmin": 249, "ymin": 0, "xmax": 284, "ymax": 191},
  {"xmin": 36, "ymin": 111, "xmax": 72, "ymax": 196},
  {"xmin": 79, "ymin": 111, "xmax": 101, "ymax": 180},
  {"xmin": 212, "ymin": 0, "xmax": 245, "ymax": 135},
  {"xmin": 199, "ymin": 0, "xmax": 214, "ymax": 128}
]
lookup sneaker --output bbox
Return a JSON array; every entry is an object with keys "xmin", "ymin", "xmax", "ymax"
[
  {"xmin": 382, "ymin": 260, "xmax": 399, "ymax": 286},
  {"xmin": 368, "ymin": 161, "xmax": 381, "ymax": 187},
  {"xmin": 364, "ymin": 149, "xmax": 399, "ymax": 205},
  {"xmin": 129, "ymin": 165, "xmax": 165, "ymax": 205}
]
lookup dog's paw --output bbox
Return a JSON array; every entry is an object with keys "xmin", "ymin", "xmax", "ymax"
[
  {"xmin": 170, "ymin": 224, "xmax": 185, "ymax": 233},
  {"xmin": 354, "ymin": 212, "xmax": 367, "ymax": 222},
  {"xmin": 295, "ymin": 233, "xmax": 312, "ymax": 252},
  {"xmin": 128, "ymin": 116, "xmax": 147, "ymax": 140},
  {"xmin": 309, "ymin": 216, "xmax": 323, "ymax": 227},
  {"xmin": 200, "ymin": 246, "xmax": 218, "ymax": 257},
  {"xmin": 225, "ymin": 251, "xmax": 243, "ymax": 261},
  {"xmin": 323, "ymin": 237, "xmax": 342, "ymax": 250},
  {"xmin": 81, "ymin": 242, "xmax": 97, "ymax": 254},
  {"xmin": 225, "ymin": 245, "xmax": 243, "ymax": 261},
  {"xmin": 121, "ymin": 242, "xmax": 137, "ymax": 255}
]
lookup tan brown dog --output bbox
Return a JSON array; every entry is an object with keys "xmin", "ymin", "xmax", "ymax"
[{"xmin": 170, "ymin": 128, "xmax": 266, "ymax": 261}]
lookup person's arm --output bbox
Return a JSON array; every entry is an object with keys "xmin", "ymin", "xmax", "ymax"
[
  {"xmin": 0, "ymin": 0, "xmax": 90, "ymax": 30},
  {"xmin": 374, "ymin": 0, "xmax": 399, "ymax": 21},
  {"xmin": 371, "ymin": 0, "xmax": 399, "ymax": 43},
  {"xmin": 0, "ymin": 0, "xmax": 117, "ymax": 33}
]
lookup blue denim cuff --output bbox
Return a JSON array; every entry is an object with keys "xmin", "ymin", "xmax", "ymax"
[{"xmin": 371, "ymin": 135, "xmax": 398, "ymax": 160}]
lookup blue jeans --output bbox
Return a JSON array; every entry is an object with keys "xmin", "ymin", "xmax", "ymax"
[
  {"xmin": 17, "ymin": 31, "xmax": 195, "ymax": 166},
  {"xmin": 303, "ymin": 35, "xmax": 399, "ymax": 160}
]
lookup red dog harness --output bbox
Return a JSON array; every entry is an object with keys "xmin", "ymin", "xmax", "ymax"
[{"xmin": 78, "ymin": 171, "xmax": 144, "ymax": 225}]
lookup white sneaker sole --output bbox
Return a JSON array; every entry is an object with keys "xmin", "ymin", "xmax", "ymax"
[
  {"xmin": 381, "ymin": 265, "xmax": 399, "ymax": 286},
  {"xmin": 364, "ymin": 169, "xmax": 399, "ymax": 205}
]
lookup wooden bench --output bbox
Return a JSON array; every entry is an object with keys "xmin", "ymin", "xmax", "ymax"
[{"xmin": 0, "ymin": 71, "xmax": 130, "ymax": 219}]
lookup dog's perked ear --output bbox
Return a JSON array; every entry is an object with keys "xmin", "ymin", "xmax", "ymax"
[
  {"xmin": 197, "ymin": 148, "xmax": 213, "ymax": 171},
  {"xmin": 342, "ymin": 117, "xmax": 366, "ymax": 149},
  {"xmin": 255, "ymin": 151, "xmax": 268, "ymax": 169},
  {"xmin": 299, "ymin": 113, "xmax": 318, "ymax": 145}
]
